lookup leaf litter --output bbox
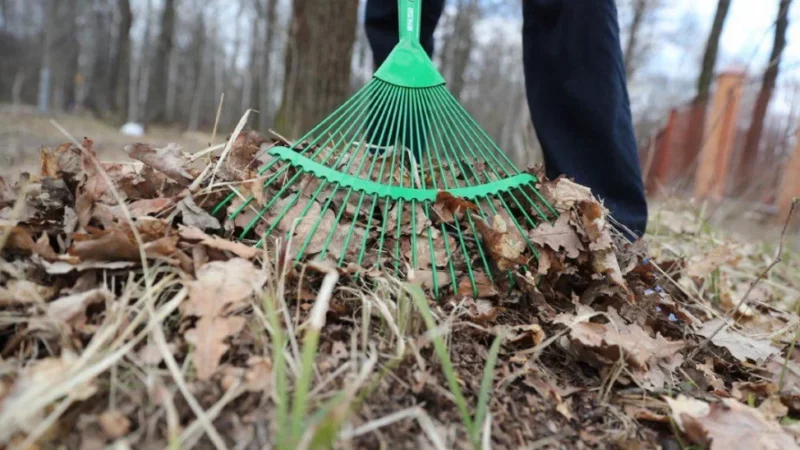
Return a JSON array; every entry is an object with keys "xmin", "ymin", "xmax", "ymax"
[{"xmin": 0, "ymin": 132, "xmax": 796, "ymax": 449}]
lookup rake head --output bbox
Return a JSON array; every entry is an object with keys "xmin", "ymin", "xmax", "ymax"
[{"xmin": 214, "ymin": 0, "xmax": 558, "ymax": 297}]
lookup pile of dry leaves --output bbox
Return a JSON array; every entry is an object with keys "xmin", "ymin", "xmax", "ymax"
[{"xmin": 0, "ymin": 131, "xmax": 798, "ymax": 449}]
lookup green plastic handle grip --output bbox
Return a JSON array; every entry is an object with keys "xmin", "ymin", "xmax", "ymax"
[{"xmin": 399, "ymin": 0, "xmax": 422, "ymax": 43}]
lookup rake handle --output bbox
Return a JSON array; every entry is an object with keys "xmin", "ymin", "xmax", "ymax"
[{"xmin": 398, "ymin": 0, "xmax": 423, "ymax": 43}]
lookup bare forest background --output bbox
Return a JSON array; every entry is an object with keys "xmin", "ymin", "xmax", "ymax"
[{"xmin": 1, "ymin": 0, "xmax": 800, "ymax": 209}]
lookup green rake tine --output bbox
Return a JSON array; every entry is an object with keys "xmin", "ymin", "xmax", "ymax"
[
  {"xmin": 374, "ymin": 87, "xmax": 410, "ymax": 271},
  {"xmin": 416, "ymin": 88, "xmax": 458, "ymax": 296},
  {"xmin": 424, "ymin": 88, "xmax": 495, "ymax": 287},
  {"xmin": 419, "ymin": 87, "xmax": 480, "ymax": 296},
  {"xmin": 436, "ymin": 89, "xmax": 558, "ymax": 221},
  {"xmin": 392, "ymin": 89, "xmax": 410, "ymax": 276},
  {"xmin": 314, "ymin": 90, "xmax": 398, "ymax": 263},
  {"xmin": 247, "ymin": 86, "xmax": 382, "ymax": 245},
  {"xmin": 422, "ymin": 88, "xmax": 484, "ymax": 296},
  {"xmin": 432, "ymin": 89, "xmax": 552, "ymax": 223},
  {"xmin": 411, "ymin": 89, "xmax": 440, "ymax": 296},
  {"xmin": 286, "ymin": 81, "xmax": 380, "ymax": 157},
  {"xmin": 339, "ymin": 86, "xmax": 403, "ymax": 267},
  {"xmin": 289, "ymin": 92, "xmax": 391, "ymax": 261},
  {"xmin": 227, "ymin": 83, "xmax": 379, "ymax": 223},
  {"xmin": 355, "ymin": 85, "xmax": 406, "ymax": 270},
  {"xmin": 432, "ymin": 88, "xmax": 553, "ymax": 234}
]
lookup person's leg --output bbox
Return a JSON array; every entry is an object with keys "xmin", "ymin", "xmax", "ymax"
[
  {"xmin": 364, "ymin": 0, "xmax": 445, "ymax": 157},
  {"xmin": 521, "ymin": 0, "xmax": 648, "ymax": 239}
]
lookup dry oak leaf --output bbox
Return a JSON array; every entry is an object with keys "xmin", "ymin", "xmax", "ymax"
[
  {"xmin": 541, "ymin": 177, "xmax": 594, "ymax": 210},
  {"xmin": 529, "ymin": 213, "xmax": 584, "ymax": 259},
  {"xmin": 696, "ymin": 318, "xmax": 780, "ymax": 364},
  {"xmin": 685, "ymin": 244, "xmax": 742, "ymax": 278},
  {"xmin": 475, "ymin": 214, "xmax": 527, "ymax": 270},
  {"xmin": 181, "ymin": 258, "xmax": 261, "ymax": 380},
  {"xmin": 665, "ymin": 395, "xmax": 799, "ymax": 450},
  {"xmin": 567, "ymin": 320, "xmax": 685, "ymax": 384},
  {"xmin": 125, "ymin": 143, "xmax": 194, "ymax": 186},
  {"xmin": 433, "ymin": 191, "xmax": 478, "ymax": 222},
  {"xmin": 225, "ymin": 130, "xmax": 267, "ymax": 179}
]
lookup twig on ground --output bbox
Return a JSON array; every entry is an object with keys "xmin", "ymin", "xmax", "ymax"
[{"xmin": 688, "ymin": 198, "xmax": 798, "ymax": 360}]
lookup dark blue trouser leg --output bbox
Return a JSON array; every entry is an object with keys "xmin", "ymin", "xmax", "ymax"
[
  {"xmin": 364, "ymin": 0, "xmax": 445, "ymax": 158},
  {"xmin": 522, "ymin": 0, "xmax": 648, "ymax": 238}
]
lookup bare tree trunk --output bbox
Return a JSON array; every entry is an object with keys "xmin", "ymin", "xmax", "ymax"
[
  {"xmin": 275, "ymin": 0, "xmax": 359, "ymax": 138},
  {"xmin": 255, "ymin": 0, "xmax": 277, "ymax": 132},
  {"xmin": 695, "ymin": 0, "xmax": 731, "ymax": 105},
  {"xmin": 146, "ymin": 0, "xmax": 178, "ymax": 124},
  {"xmin": 739, "ymin": 0, "xmax": 792, "ymax": 182},
  {"xmin": 37, "ymin": 0, "xmax": 57, "ymax": 113},
  {"xmin": 110, "ymin": 0, "xmax": 132, "ymax": 122},
  {"xmin": 446, "ymin": 0, "xmax": 479, "ymax": 101},
  {"xmin": 85, "ymin": 1, "xmax": 114, "ymax": 116},
  {"xmin": 623, "ymin": 0, "xmax": 647, "ymax": 79}
]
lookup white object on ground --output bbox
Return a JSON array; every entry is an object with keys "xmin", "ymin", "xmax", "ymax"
[{"xmin": 120, "ymin": 122, "xmax": 144, "ymax": 137}]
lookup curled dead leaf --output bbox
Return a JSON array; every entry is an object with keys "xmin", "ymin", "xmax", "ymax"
[
  {"xmin": 125, "ymin": 143, "xmax": 194, "ymax": 186},
  {"xmin": 665, "ymin": 395, "xmax": 799, "ymax": 450},
  {"xmin": 475, "ymin": 215, "xmax": 527, "ymax": 270}
]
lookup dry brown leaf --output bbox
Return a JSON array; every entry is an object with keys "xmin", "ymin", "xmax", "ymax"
[
  {"xmin": 458, "ymin": 271, "xmax": 499, "ymax": 298},
  {"xmin": 576, "ymin": 200, "xmax": 609, "ymax": 242},
  {"xmin": 402, "ymin": 229, "xmax": 456, "ymax": 268},
  {"xmin": 221, "ymin": 356, "xmax": 273, "ymax": 392},
  {"xmin": 47, "ymin": 288, "xmax": 114, "ymax": 324},
  {"xmin": 503, "ymin": 324, "xmax": 546, "ymax": 347},
  {"xmin": 529, "ymin": 214, "xmax": 584, "ymax": 259},
  {"xmin": 179, "ymin": 225, "xmax": 260, "ymax": 259},
  {"xmin": 1, "ymin": 226, "xmax": 60, "ymax": 261},
  {"xmin": 411, "ymin": 269, "xmax": 452, "ymax": 291},
  {"xmin": 178, "ymin": 196, "xmax": 221, "ymax": 230},
  {"xmin": 433, "ymin": 191, "xmax": 478, "ymax": 222},
  {"xmin": 125, "ymin": 143, "xmax": 194, "ymax": 186},
  {"xmin": 0, "ymin": 280, "xmax": 58, "ymax": 306},
  {"xmin": 98, "ymin": 409, "xmax": 131, "ymax": 439},
  {"xmin": 566, "ymin": 319, "xmax": 685, "ymax": 388},
  {"xmin": 685, "ymin": 244, "xmax": 742, "ymax": 278},
  {"xmin": 541, "ymin": 178, "xmax": 594, "ymax": 210},
  {"xmin": 464, "ymin": 299, "xmax": 503, "ymax": 324},
  {"xmin": 757, "ymin": 395, "xmax": 789, "ymax": 422},
  {"xmin": 224, "ymin": 130, "xmax": 267, "ymax": 180},
  {"xmin": 181, "ymin": 258, "xmax": 261, "ymax": 380},
  {"xmin": 765, "ymin": 354, "xmax": 800, "ymax": 412},
  {"xmin": 696, "ymin": 318, "xmax": 780, "ymax": 363},
  {"xmin": 40, "ymin": 146, "xmax": 59, "ymax": 178},
  {"xmin": 475, "ymin": 215, "xmax": 527, "ymax": 270},
  {"xmin": 70, "ymin": 227, "xmax": 178, "ymax": 262},
  {"xmin": 185, "ymin": 316, "xmax": 247, "ymax": 381},
  {"xmin": 385, "ymin": 201, "xmax": 430, "ymax": 235},
  {"xmin": 666, "ymin": 395, "xmax": 799, "ymax": 450}
]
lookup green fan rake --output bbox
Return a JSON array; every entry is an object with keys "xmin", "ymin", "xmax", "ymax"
[{"xmin": 214, "ymin": 0, "xmax": 558, "ymax": 297}]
